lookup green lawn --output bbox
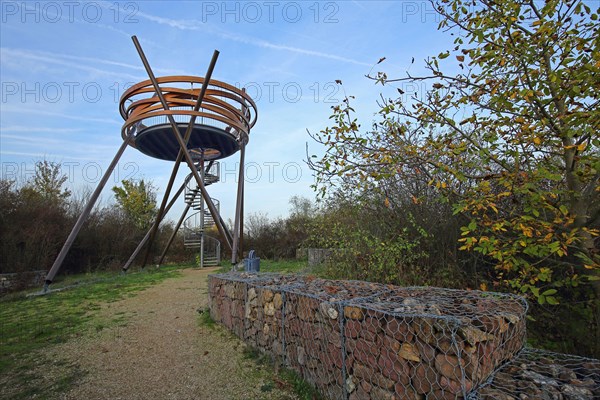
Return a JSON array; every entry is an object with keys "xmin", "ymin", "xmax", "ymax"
[
  {"xmin": 0, "ymin": 264, "xmax": 189, "ymax": 399},
  {"xmin": 257, "ymin": 259, "xmax": 309, "ymax": 273},
  {"xmin": 217, "ymin": 258, "xmax": 310, "ymax": 274},
  {"xmin": 1, "ymin": 258, "xmax": 313, "ymax": 399}
]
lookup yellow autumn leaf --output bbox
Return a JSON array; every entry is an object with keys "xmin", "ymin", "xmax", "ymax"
[{"xmin": 533, "ymin": 137, "xmax": 542, "ymax": 145}]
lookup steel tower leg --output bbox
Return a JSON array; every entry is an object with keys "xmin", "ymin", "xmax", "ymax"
[
  {"xmin": 43, "ymin": 127, "xmax": 137, "ymax": 289},
  {"xmin": 157, "ymin": 203, "xmax": 191, "ymax": 266},
  {"xmin": 231, "ymin": 142, "xmax": 246, "ymax": 265},
  {"xmin": 199, "ymin": 157, "xmax": 205, "ymax": 268},
  {"xmin": 131, "ymin": 36, "xmax": 233, "ymax": 252},
  {"xmin": 121, "ymin": 175, "xmax": 191, "ymax": 272},
  {"xmin": 231, "ymin": 90, "xmax": 249, "ymax": 265},
  {"xmin": 240, "ymin": 181, "xmax": 244, "ymax": 259}
]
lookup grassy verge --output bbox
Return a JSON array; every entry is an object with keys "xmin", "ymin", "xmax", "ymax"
[
  {"xmin": 212, "ymin": 258, "xmax": 326, "ymax": 399},
  {"xmin": 0, "ymin": 263, "xmax": 190, "ymax": 400},
  {"xmin": 240, "ymin": 346, "xmax": 323, "ymax": 400},
  {"xmin": 258, "ymin": 259, "xmax": 309, "ymax": 274},
  {"xmin": 218, "ymin": 258, "xmax": 310, "ymax": 274}
]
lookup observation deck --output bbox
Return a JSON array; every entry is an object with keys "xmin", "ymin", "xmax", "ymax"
[{"xmin": 119, "ymin": 76, "xmax": 257, "ymax": 161}]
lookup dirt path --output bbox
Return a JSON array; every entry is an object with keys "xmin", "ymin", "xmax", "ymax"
[{"xmin": 50, "ymin": 268, "xmax": 298, "ymax": 400}]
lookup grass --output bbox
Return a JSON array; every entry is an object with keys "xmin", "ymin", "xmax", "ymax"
[
  {"xmin": 0, "ymin": 263, "xmax": 190, "ymax": 400},
  {"xmin": 241, "ymin": 346, "xmax": 323, "ymax": 400},
  {"xmin": 258, "ymin": 259, "xmax": 309, "ymax": 274},
  {"xmin": 218, "ymin": 258, "xmax": 310, "ymax": 274},
  {"xmin": 196, "ymin": 307, "xmax": 216, "ymax": 329},
  {"xmin": 279, "ymin": 367, "xmax": 324, "ymax": 400},
  {"xmin": 1, "ymin": 258, "xmax": 318, "ymax": 399}
]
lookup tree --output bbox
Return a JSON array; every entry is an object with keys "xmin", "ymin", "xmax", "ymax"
[
  {"xmin": 19, "ymin": 160, "xmax": 71, "ymax": 205},
  {"xmin": 311, "ymin": 0, "xmax": 599, "ymax": 303},
  {"xmin": 0, "ymin": 161, "xmax": 72, "ymax": 273},
  {"xmin": 245, "ymin": 211, "xmax": 270, "ymax": 239},
  {"xmin": 112, "ymin": 179, "xmax": 157, "ymax": 231},
  {"xmin": 289, "ymin": 195, "xmax": 317, "ymax": 219}
]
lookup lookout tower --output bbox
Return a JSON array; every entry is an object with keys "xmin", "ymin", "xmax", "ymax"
[{"xmin": 44, "ymin": 36, "xmax": 256, "ymax": 289}]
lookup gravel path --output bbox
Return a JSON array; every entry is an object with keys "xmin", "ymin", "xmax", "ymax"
[{"xmin": 51, "ymin": 267, "xmax": 298, "ymax": 400}]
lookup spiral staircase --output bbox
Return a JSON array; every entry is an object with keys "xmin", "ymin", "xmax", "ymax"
[{"xmin": 183, "ymin": 162, "xmax": 221, "ymax": 267}]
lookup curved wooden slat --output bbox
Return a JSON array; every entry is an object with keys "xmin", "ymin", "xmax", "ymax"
[{"xmin": 119, "ymin": 76, "xmax": 258, "ymax": 152}]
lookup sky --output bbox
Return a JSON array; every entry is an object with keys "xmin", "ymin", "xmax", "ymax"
[{"xmin": 0, "ymin": 0, "xmax": 455, "ymax": 222}]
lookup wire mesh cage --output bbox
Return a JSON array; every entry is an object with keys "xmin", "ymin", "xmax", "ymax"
[
  {"xmin": 282, "ymin": 279, "xmax": 393, "ymax": 399},
  {"xmin": 471, "ymin": 348, "xmax": 600, "ymax": 400},
  {"xmin": 207, "ymin": 273, "xmax": 598, "ymax": 400},
  {"xmin": 344, "ymin": 287, "xmax": 528, "ymax": 399},
  {"xmin": 242, "ymin": 277, "xmax": 304, "ymax": 361},
  {"xmin": 208, "ymin": 273, "xmax": 303, "ymax": 339}
]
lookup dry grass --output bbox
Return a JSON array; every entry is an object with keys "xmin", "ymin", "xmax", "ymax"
[{"xmin": 5, "ymin": 268, "xmax": 299, "ymax": 400}]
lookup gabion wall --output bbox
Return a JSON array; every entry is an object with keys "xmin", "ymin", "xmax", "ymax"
[
  {"xmin": 209, "ymin": 273, "xmax": 531, "ymax": 399},
  {"xmin": 472, "ymin": 348, "xmax": 600, "ymax": 400}
]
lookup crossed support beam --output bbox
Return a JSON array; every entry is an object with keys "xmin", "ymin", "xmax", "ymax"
[
  {"xmin": 130, "ymin": 36, "xmax": 244, "ymax": 266},
  {"xmin": 138, "ymin": 48, "xmax": 220, "ymax": 269},
  {"xmin": 43, "ymin": 36, "xmax": 248, "ymax": 290}
]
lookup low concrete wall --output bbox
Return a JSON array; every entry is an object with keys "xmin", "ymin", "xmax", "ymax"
[
  {"xmin": 296, "ymin": 248, "xmax": 336, "ymax": 266},
  {"xmin": 0, "ymin": 270, "xmax": 46, "ymax": 294},
  {"xmin": 307, "ymin": 248, "xmax": 333, "ymax": 267}
]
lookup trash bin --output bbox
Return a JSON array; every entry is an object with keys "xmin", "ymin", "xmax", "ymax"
[{"xmin": 244, "ymin": 250, "xmax": 260, "ymax": 272}]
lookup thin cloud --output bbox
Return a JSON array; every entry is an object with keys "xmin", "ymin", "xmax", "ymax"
[
  {"xmin": 1, "ymin": 106, "xmax": 121, "ymax": 125},
  {"xmin": 218, "ymin": 31, "xmax": 371, "ymax": 67},
  {"xmin": 135, "ymin": 10, "xmax": 201, "ymax": 30},
  {"xmin": 26, "ymin": 49, "xmax": 181, "ymax": 75},
  {"xmin": 1, "ymin": 150, "xmax": 115, "ymax": 162},
  {"xmin": 1, "ymin": 127, "xmax": 82, "ymax": 134},
  {"xmin": 2, "ymin": 134, "xmax": 120, "ymax": 156},
  {"xmin": 1, "ymin": 134, "xmax": 117, "ymax": 151},
  {"xmin": 134, "ymin": 11, "xmax": 371, "ymax": 67},
  {"xmin": 0, "ymin": 48, "xmax": 146, "ymax": 81}
]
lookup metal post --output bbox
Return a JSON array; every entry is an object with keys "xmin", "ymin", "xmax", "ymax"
[
  {"xmin": 231, "ymin": 89, "xmax": 249, "ymax": 265},
  {"xmin": 140, "ymin": 49, "xmax": 220, "ymax": 268},
  {"xmin": 157, "ymin": 203, "xmax": 191, "ymax": 266},
  {"xmin": 199, "ymin": 158, "xmax": 205, "ymax": 268},
  {"xmin": 131, "ymin": 36, "xmax": 233, "ymax": 252},
  {"xmin": 231, "ymin": 142, "xmax": 246, "ymax": 264},
  {"xmin": 44, "ymin": 125, "xmax": 137, "ymax": 288},
  {"xmin": 121, "ymin": 174, "xmax": 191, "ymax": 271},
  {"xmin": 240, "ymin": 181, "xmax": 244, "ymax": 259}
]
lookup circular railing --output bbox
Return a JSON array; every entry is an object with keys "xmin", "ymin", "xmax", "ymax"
[{"xmin": 119, "ymin": 76, "xmax": 258, "ymax": 157}]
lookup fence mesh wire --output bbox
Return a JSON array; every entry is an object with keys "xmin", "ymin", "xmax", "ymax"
[
  {"xmin": 207, "ymin": 273, "xmax": 597, "ymax": 400},
  {"xmin": 344, "ymin": 287, "xmax": 527, "ymax": 399},
  {"xmin": 472, "ymin": 348, "xmax": 600, "ymax": 400}
]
